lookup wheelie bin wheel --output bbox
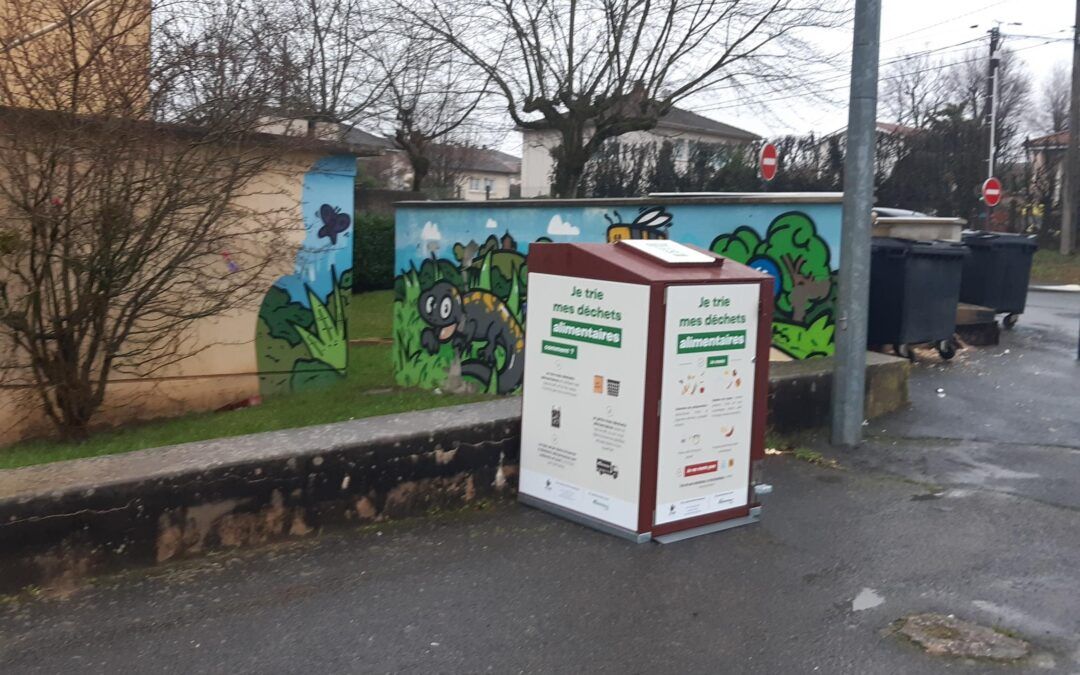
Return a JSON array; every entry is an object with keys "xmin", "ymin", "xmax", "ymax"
[
  {"xmin": 893, "ymin": 344, "xmax": 913, "ymax": 360},
  {"xmin": 936, "ymin": 339, "xmax": 956, "ymax": 360},
  {"xmin": 1002, "ymin": 313, "xmax": 1019, "ymax": 330}
]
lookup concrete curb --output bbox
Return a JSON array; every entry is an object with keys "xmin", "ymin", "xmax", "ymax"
[
  {"xmin": 0, "ymin": 355, "xmax": 908, "ymax": 594},
  {"xmin": 1030, "ymin": 284, "xmax": 1080, "ymax": 293},
  {"xmin": 0, "ymin": 401, "xmax": 521, "ymax": 595}
]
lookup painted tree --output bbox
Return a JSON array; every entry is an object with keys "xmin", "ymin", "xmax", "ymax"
[
  {"xmin": 408, "ymin": 0, "xmax": 846, "ymax": 197},
  {"xmin": 711, "ymin": 212, "xmax": 832, "ymax": 323}
]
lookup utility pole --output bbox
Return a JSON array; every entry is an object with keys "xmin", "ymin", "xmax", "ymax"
[
  {"xmin": 985, "ymin": 26, "xmax": 1001, "ymax": 229},
  {"xmin": 1062, "ymin": 1, "xmax": 1080, "ymax": 255},
  {"xmin": 831, "ymin": 0, "xmax": 881, "ymax": 447}
]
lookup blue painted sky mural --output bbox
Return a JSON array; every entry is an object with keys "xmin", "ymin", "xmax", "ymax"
[
  {"xmin": 277, "ymin": 155, "xmax": 357, "ymax": 306},
  {"xmin": 256, "ymin": 155, "xmax": 356, "ymax": 397},
  {"xmin": 394, "ymin": 202, "xmax": 843, "ymax": 273},
  {"xmin": 393, "ymin": 198, "xmax": 845, "ymax": 395}
]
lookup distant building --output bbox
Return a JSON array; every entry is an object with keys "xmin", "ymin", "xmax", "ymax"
[
  {"xmin": 519, "ymin": 107, "xmax": 760, "ymax": 198},
  {"xmin": 357, "ymin": 139, "xmax": 521, "ymax": 201},
  {"xmin": 814, "ymin": 121, "xmax": 919, "ymax": 177},
  {"xmin": 255, "ymin": 112, "xmax": 521, "ymax": 199},
  {"xmin": 1024, "ymin": 130, "xmax": 1068, "ymax": 205}
]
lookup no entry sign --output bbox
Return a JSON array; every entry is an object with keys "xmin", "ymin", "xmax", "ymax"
[
  {"xmin": 982, "ymin": 177, "xmax": 1003, "ymax": 207},
  {"xmin": 759, "ymin": 143, "xmax": 778, "ymax": 182}
]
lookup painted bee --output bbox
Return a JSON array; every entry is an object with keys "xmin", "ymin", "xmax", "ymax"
[{"xmin": 604, "ymin": 206, "xmax": 673, "ymax": 243}]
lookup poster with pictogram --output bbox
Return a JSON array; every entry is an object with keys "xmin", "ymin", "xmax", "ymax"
[{"xmin": 654, "ymin": 283, "xmax": 760, "ymax": 525}]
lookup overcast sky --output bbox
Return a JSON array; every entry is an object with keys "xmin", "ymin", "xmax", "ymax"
[{"xmin": 501, "ymin": 0, "xmax": 1074, "ymax": 155}]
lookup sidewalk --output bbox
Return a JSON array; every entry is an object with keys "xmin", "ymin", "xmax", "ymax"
[{"xmin": 0, "ymin": 352, "xmax": 907, "ymax": 594}]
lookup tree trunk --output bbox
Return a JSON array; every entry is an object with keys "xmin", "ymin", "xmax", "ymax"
[
  {"xmin": 550, "ymin": 128, "xmax": 590, "ymax": 198},
  {"xmin": 407, "ymin": 152, "xmax": 430, "ymax": 192}
]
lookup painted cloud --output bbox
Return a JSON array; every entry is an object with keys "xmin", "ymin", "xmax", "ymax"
[
  {"xmin": 485, "ymin": 218, "xmax": 498, "ymax": 229},
  {"xmin": 420, "ymin": 221, "xmax": 442, "ymax": 255},
  {"xmin": 547, "ymin": 214, "xmax": 580, "ymax": 236}
]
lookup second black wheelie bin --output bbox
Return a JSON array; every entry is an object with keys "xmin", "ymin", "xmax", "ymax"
[{"xmin": 959, "ymin": 231, "xmax": 1038, "ymax": 329}]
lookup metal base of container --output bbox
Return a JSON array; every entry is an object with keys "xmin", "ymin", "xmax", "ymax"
[
  {"xmin": 654, "ymin": 506, "xmax": 762, "ymax": 544},
  {"xmin": 518, "ymin": 493, "xmax": 652, "ymax": 543}
]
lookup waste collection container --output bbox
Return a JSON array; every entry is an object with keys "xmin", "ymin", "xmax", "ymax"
[
  {"xmin": 959, "ymin": 231, "xmax": 1038, "ymax": 329},
  {"xmin": 519, "ymin": 240, "xmax": 773, "ymax": 543},
  {"xmin": 868, "ymin": 237, "xmax": 968, "ymax": 360}
]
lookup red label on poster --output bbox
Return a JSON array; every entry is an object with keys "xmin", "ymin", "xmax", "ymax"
[{"xmin": 684, "ymin": 461, "xmax": 719, "ymax": 477}]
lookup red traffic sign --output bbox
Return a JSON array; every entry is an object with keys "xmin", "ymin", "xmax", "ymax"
[
  {"xmin": 982, "ymin": 177, "xmax": 1003, "ymax": 207},
  {"xmin": 759, "ymin": 143, "xmax": 778, "ymax": 182}
]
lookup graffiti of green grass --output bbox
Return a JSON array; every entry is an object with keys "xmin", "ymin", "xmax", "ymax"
[
  {"xmin": 772, "ymin": 315, "xmax": 835, "ymax": 359},
  {"xmin": 295, "ymin": 283, "xmax": 347, "ymax": 372},
  {"xmin": 394, "ymin": 268, "xmax": 456, "ymax": 388}
]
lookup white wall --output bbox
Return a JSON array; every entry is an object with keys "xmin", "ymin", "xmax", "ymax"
[
  {"xmin": 521, "ymin": 126, "xmax": 749, "ymax": 198},
  {"xmin": 458, "ymin": 171, "xmax": 514, "ymax": 201},
  {"xmin": 521, "ymin": 129, "xmax": 560, "ymax": 197}
]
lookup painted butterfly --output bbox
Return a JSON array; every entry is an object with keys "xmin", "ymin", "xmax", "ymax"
[{"xmin": 317, "ymin": 203, "xmax": 351, "ymax": 245}]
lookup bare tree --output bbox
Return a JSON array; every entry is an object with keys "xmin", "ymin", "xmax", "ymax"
[
  {"xmin": 881, "ymin": 50, "xmax": 948, "ymax": 128},
  {"xmin": 407, "ymin": 0, "xmax": 846, "ymax": 197},
  {"xmin": 1034, "ymin": 61, "xmax": 1070, "ymax": 134},
  {"xmin": 271, "ymin": 0, "xmax": 386, "ymax": 122},
  {"xmin": 367, "ymin": 20, "xmax": 491, "ymax": 191},
  {"xmin": 945, "ymin": 47, "xmax": 1031, "ymax": 166},
  {"xmin": 0, "ymin": 0, "xmax": 300, "ymax": 439}
]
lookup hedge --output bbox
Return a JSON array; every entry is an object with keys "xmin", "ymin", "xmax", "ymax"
[{"xmin": 352, "ymin": 212, "xmax": 395, "ymax": 292}]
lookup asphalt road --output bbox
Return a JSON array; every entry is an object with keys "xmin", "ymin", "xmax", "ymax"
[{"xmin": 0, "ymin": 291, "xmax": 1078, "ymax": 674}]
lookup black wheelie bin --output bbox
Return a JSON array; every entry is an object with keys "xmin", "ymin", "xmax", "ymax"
[
  {"xmin": 959, "ymin": 231, "xmax": 1038, "ymax": 329},
  {"xmin": 868, "ymin": 237, "xmax": 969, "ymax": 360}
]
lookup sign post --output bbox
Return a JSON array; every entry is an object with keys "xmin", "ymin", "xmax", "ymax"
[{"xmin": 519, "ymin": 241, "xmax": 774, "ymax": 543}]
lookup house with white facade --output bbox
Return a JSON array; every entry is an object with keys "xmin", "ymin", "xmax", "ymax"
[
  {"xmin": 1024, "ymin": 130, "xmax": 1068, "ymax": 205},
  {"xmin": 348, "ymin": 129, "xmax": 521, "ymax": 200},
  {"xmin": 520, "ymin": 107, "xmax": 760, "ymax": 198}
]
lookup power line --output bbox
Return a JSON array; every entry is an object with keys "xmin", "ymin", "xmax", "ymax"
[
  {"xmin": 1006, "ymin": 31, "xmax": 1072, "ymax": 43},
  {"xmin": 705, "ymin": 35, "xmax": 987, "ymax": 101},
  {"xmin": 880, "ymin": 0, "xmax": 1012, "ymax": 44},
  {"xmin": 696, "ymin": 36, "xmax": 1067, "ymax": 115}
]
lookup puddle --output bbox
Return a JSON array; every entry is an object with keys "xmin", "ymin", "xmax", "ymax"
[{"xmin": 852, "ymin": 587, "xmax": 885, "ymax": 611}]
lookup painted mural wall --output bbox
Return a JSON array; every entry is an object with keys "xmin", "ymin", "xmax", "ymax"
[
  {"xmin": 393, "ymin": 199, "xmax": 843, "ymax": 396},
  {"xmin": 257, "ymin": 155, "xmax": 357, "ymax": 396}
]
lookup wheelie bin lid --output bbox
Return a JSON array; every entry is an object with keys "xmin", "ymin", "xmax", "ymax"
[
  {"xmin": 960, "ymin": 230, "xmax": 1037, "ymax": 250},
  {"xmin": 871, "ymin": 237, "xmax": 968, "ymax": 258}
]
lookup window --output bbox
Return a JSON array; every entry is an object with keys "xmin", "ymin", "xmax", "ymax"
[
  {"xmin": 468, "ymin": 177, "xmax": 481, "ymax": 191},
  {"xmin": 675, "ymin": 139, "xmax": 689, "ymax": 162},
  {"xmin": 484, "ymin": 178, "xmax": 495, "ymax": 191}
]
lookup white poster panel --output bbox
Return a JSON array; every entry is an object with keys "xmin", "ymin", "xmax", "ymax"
[
  {"xmin": 520, "ymin": 274, "xmax": 651, "ymax": 531},
  {"xmin": 655, "ymin": 283, "xmax": 760, "ymax": 525}
]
